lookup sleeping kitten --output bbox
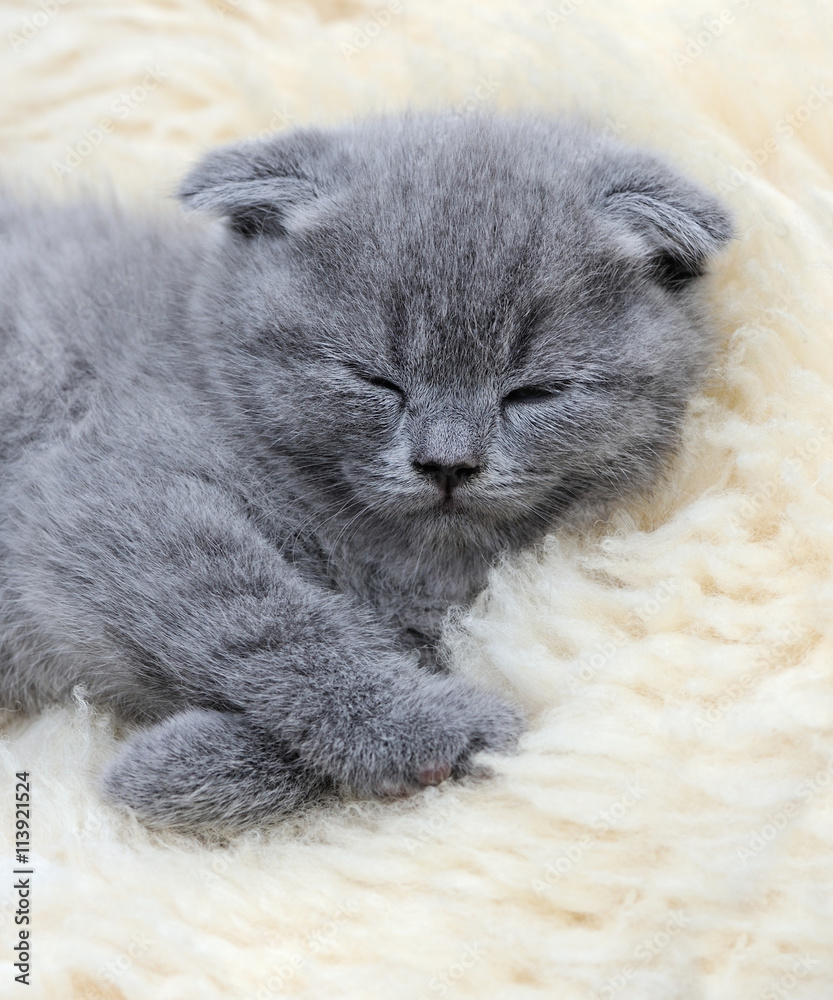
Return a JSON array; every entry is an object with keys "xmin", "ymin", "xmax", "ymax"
[{"xmin": 0, "ymin": 113, "xmax": 732, "ymax": 829}]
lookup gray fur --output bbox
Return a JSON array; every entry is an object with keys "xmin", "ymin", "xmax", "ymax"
[{"xmin": 0, "ymin": 113, "xmax": 732, "ymax": 830}]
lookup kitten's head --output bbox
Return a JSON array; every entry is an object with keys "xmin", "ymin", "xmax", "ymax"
[{"xmin": 180, "ymin": 113, "xmax": 732, "ymax": 553}]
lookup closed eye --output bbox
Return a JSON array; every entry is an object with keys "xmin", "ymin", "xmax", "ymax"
[
  {"xmin": 502, "ymin": 381, "xmax": 572, "ymax": 405},
  {"xmin": 342, "ymin": 362, "xmax": 405, "ymax": 398},
  {"xmin": 364, "ymin": 375, "xmax": 405, "ymax": 396}
]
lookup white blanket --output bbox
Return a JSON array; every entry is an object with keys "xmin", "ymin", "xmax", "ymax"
[{"xmin": 1, "ymin": 0, "xmax": 832, "ymax": 997}]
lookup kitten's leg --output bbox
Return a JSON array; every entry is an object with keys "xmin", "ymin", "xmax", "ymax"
[
  {"xmin": 101, "ymin": 709, "xmax": 327, "ymax": 831},
  {"xmin": 3, "ymin": 440, "xmax": 521, "ymax": 824}
]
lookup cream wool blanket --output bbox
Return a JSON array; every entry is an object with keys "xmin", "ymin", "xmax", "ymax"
[{"xmin": 1, "ymin": 1, "xmax": 832, "ymax": 997}]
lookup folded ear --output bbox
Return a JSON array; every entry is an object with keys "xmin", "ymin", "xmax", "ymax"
[
  {"xmin": 177, "ymin": 129, "xmax": 333, "ymax": 236},
  {"xmin": 600, "ymin": 154, "xmax": 734, "ymax": 290}
]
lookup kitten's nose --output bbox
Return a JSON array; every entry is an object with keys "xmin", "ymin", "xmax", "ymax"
[{"xmin": 412, "ymin": 459, "xmax": 481, "ymax": 493}]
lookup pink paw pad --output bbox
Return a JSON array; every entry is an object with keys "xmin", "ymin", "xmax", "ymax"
[{"xmin": 418, "ymin": 762, "xmax": 452, "ymax": 786}]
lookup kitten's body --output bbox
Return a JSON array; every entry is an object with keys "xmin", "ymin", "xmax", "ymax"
[{"xmin": 0, "ymin": 114, "xmax": 731, "ymax": 828}]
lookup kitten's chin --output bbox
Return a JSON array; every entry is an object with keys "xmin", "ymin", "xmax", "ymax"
[
  {"xmin": 372, "ymin": 489, "xmax": 481, "ymax": 531},
  {"xmin": 422, "ymin": 488, "xmax": 488, "ymax": 521},
  {"xmin": 434, "ymin": 493, "xmax": 466, "ymax": 515},
  {"xmin": 348, "ymin": 482, "xmax": 522, "ymax": 544},
  {"xmin": 364, "ymin": 490, "xmax": 542, "ymax": 555}
]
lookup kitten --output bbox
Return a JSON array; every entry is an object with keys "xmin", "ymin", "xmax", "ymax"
[{"xmin": 0, "ymin": 113, "xmax": 732, "ymax": 830}]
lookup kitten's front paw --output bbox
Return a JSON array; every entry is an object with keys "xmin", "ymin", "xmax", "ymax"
[
  {"xmin": 303, "ymin": 674, "xmax": 524, "ymax": 799},
  {"xmin": 101, "ymin": 708, "xmax": 327, "ymax": 830}
]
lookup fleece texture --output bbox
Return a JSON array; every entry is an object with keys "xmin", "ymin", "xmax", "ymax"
[{"xmin": 1, "ymin": 1, "xmax": 832, "ymax": 997}]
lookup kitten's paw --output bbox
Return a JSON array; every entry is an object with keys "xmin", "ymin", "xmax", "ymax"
[
  {"xmin": 101, "ymin": 708, "xmax": 327, "ymax": 831},
  {"xmin": 304, "ymin": 675, "xmax": 524, "ymax": 799}
]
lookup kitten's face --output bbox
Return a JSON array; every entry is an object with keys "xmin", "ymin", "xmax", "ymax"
[{"xmin": 183, "ymin": 115, "xmax": 732, "ymax": 550}]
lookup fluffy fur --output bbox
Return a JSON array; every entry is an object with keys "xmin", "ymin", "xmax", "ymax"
[
  {"xmin": 0, "ymin": 114, "xmax": 730, "ymax": 830},
  {"xmin": 2, "ymin": 1, "xmax": 832, "ymax": 998}
]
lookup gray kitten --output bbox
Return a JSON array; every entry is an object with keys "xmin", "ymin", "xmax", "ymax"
[{"xmin": 0, "ymin": 113, "xmax": 732, "ymax": 830}]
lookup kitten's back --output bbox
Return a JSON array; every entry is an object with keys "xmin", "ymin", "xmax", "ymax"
[{"xmin": 0, "ymin": 197, "xmax": 205, "ymax": 464}]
